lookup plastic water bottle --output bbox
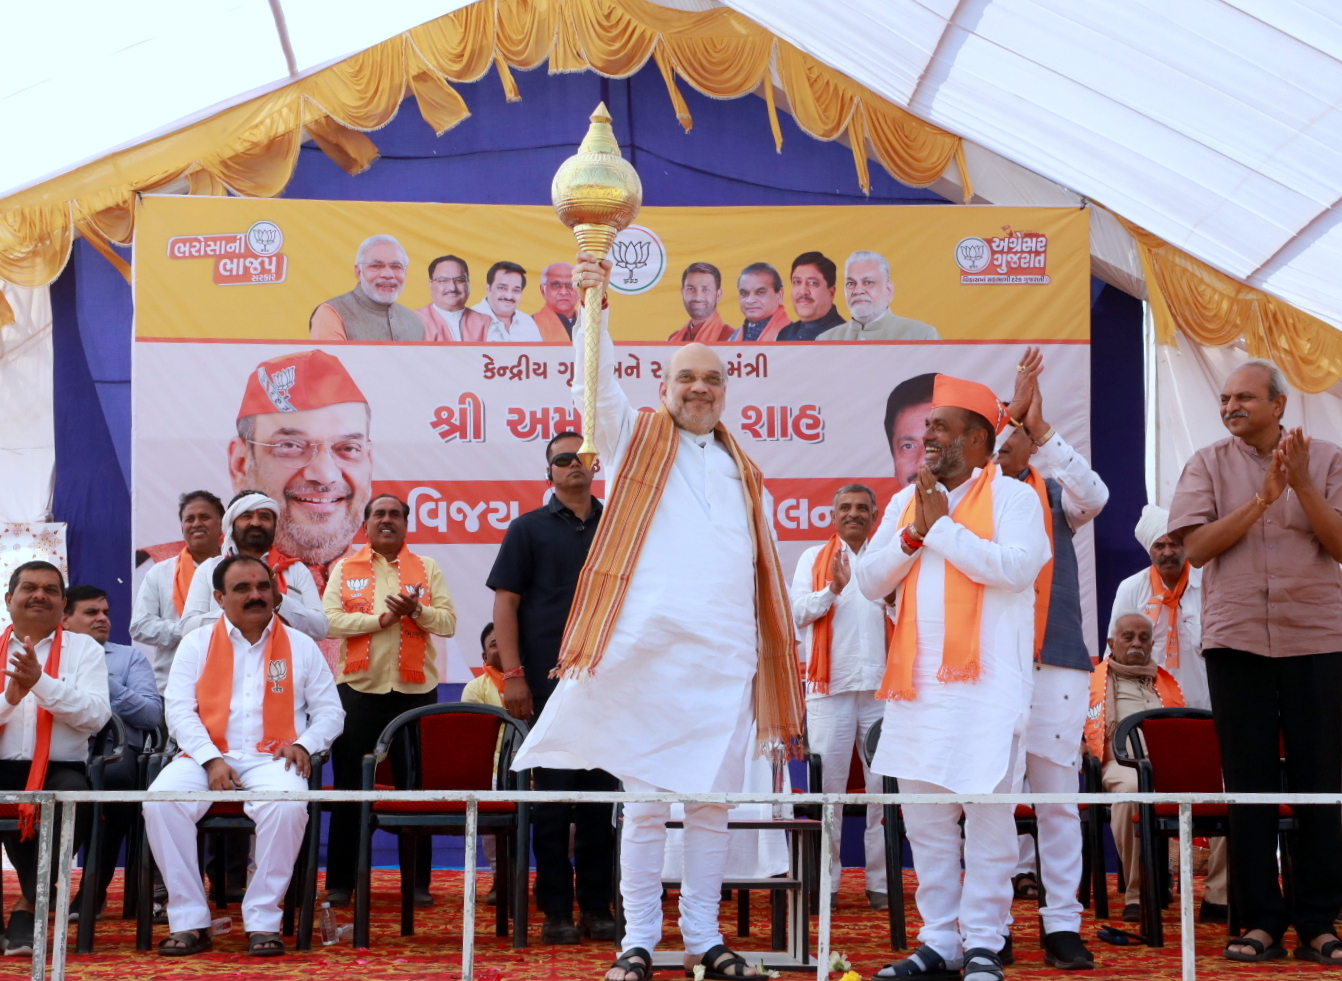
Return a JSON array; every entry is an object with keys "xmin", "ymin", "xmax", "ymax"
[
  {"xmin": 320, "ymin": 902, "xmax": 339, "ymax": 945},
  {"xmin": 210, "ymin": 917, "xmax": 232, "ymax": 936}
]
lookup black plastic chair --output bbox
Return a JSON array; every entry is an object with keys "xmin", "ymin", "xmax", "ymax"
[
  {"xmin": 1112, "ymin": 707, "xmax": 1292, "ymax": 947},
  {"xmin": 72, "ymin": 714, "xmax": 129, "ymax": 952},
  {"xmin": 134, "ymin": 740, "xmax": 326, "ymax": 951},
  {"xmin": 353, "ymin": 702, "xmax": 531, "ymax": 948},
  {"xmin": 1076, "ymin": 751, "xmax": 1110, "ymax": 921}
]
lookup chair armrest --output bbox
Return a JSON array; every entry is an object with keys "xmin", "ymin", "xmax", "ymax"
[{"xmin": 306, "ymin": 750, "xmax": 329, "ymax": 790}]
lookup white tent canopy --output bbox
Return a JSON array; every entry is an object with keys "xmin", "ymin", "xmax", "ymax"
[{"xmin": 8, "ymin": 0, "xmax": 1342, "ymax": 331}]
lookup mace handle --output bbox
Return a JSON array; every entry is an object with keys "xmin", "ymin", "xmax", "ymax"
[{"xmin": 578, "ymin": 281, "xmax": 604, "ymax": 468}]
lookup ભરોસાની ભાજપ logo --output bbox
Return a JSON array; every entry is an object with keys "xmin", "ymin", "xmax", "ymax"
[
  {"xmin": 166, "ymin": 220, "xmax": 288, "ymax": 286},
  {"xmin": 954, "ymin": 226, "xmax": 1050, "ymax": 285}
]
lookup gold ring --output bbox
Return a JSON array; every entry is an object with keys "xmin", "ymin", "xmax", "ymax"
[{"xmin": 1016, "ymin": 364, "xmax": 1026, "ymax": 372}]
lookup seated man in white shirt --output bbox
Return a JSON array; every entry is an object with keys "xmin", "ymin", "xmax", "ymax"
[
  {"xmin": 791, "ymin": 484, "xmax": 890, "ymax": 911},
  {"xmin": 145, "ymin": 554, "xmax": 344, "ymax": 958},
  {"xmin": 0, "ymin": 561, "xmax": 112, "ymax": 957}
]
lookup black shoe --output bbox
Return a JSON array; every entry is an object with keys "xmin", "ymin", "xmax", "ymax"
[
  {"xmin": 1200, "ymin": 900, "xmax": 1228, "ymax": 924},
  {"xmin": 413, "ymin": 888, "xmax": 434, "ymax": 908},
  {"xmin": 1043, "ymin": 930, "xmax": 1095, "ymax": 970},
  {"xmin": 541, "ymin": 914, "xmax": 580, "ymax": 944},
  {"xmin": 579, "ymin": 910, "xmax": 617, "ymax": 941},
  {"xmin": 1122, "ymin": 903, "xmax": 1141, "ymax": 923},
  {"xmin": 325, "ymin": 889, "xmax": 352, "ymax": 908},
  {"xmin": 4, "ymin": 910, "xmax": 33, "ymax": 957},
  {"xmin": 225, "ymin": 886, "xmax": 246, "ymax": 904},
  {"xmin": 999, "ymin": 932, "xmax": 1014, "ymax": 966}
]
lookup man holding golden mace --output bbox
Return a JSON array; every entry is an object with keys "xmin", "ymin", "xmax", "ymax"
[{"xmin": 513, "ymin": 105, "xmax": 804, "ymax": 981}]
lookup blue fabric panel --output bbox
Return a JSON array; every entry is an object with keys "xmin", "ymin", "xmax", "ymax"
[
  {"xmin": 50, "ymin": 254, "xmax": 133, "ymax": 644},
  {"xmin": 282, "ymin": 67, "xmax": 942, "ymax": 207},
  {"xmin": 72, "ymin": 240, "xmax": 134, "ymax": 487},
  {"xmin": 1089, "ymin": 283, "xmax": 1148, "ymax": 648}
]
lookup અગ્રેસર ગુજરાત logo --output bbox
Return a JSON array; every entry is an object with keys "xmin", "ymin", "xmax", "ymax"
[
  {"xmin": 954, "ymin": 226, "xmax": 1050, "ymax": 285},
  {"xmin": 606, "ymin": 224, "xmax": 667, "ymax": 295},
  {"xmin": 166, "ymin": 220, "xmax": 288, "ymax": 286}
]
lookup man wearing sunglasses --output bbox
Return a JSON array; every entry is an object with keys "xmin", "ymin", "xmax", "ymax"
[{"xmin": 487, "ymin": 432, "xmax": 617, "ymax": 945}]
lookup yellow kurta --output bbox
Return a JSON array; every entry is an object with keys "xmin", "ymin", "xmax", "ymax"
[{"xmin": 322, "ymin": 550, "xmax": 456, "ymax": 694}]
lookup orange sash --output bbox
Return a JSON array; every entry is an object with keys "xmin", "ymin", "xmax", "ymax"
[
  {"xmin": 1083, "ymin": 658, "xmax": 1184, "ymax": 760},
  {"xmin": 172, "ymin": 549, "xmax": 197, "ymax": 616},
  {"xmin": 482, "ymin": 665, "xmax": 507, "ymax": 694},
  {"xmin": 339, "ymin": 545, "xmax": 430, "ymax": 683},
  {"xmin": 1143, "ymin": 563, "xmax": 1190, "ymax": 670},
  {"xmin": 1021, "ymin": 468, "xmax": 1055, "ymax": 660},
  {"xmin": 0, "ymin": 626, "xmax": 62, "ymax": 839},
  {"xmin": 265, "ymin": 550, "xmax": 301, "ymax": 595},
  {"xmin": 805, "ymin": 536, "xmax": 893, "ymax": 695},
  {"xmin": 878, "ymin": 465, "xmax": 997, "ymax": 701},
  {"xmin": 668, "ymin": 311, "xmax": 733, "ymax": 343},
  {"xmin": 533, "ymin": 305, "xmax": 574, "ymax": 342},
  {"xmin": 196, "ymin": 615, "xmax": 296, "ymax": 755},
  {"xmin": 555, "ymin": 406, "xmax": 805, "ymax": 757}
]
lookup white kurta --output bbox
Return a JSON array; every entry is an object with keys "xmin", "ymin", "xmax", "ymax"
[
  {"xmin": 179, "ymin": 554, "xmax": 329, "ymax": 643},
  {"xmin": 790, "ymin": 540, "xmax": 889, "ymax": 697},
  {"xmin": 513, "ymin": 322, "xmax": 760, "ymax": 794},
  {"xmin": 129, "ymin": 555, "xmax": 188, "ymax": 692},
  {"xmin": 855, "ymin": 472, "xmax": 1050, "ymax": 794},
  {"xmin": 1108, "ymin": 566, "xmax": 1208, "ymax": 709}
]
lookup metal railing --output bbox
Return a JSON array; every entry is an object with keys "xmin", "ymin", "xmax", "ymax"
[{"xmin": 16, "ymin": 788, "xmax": 1342, "ymax": 981}]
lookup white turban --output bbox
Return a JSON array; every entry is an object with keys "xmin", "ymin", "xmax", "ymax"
[
  {"xmin": 1134, "ymin": 504, "xmax": 1170, "ymax": 554},
  {"xmin": 221, "ymin": 492, "xmax": 281, "ymax": 555}
]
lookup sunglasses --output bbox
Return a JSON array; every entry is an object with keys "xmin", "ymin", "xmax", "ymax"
[{"xmin": 548, "ymin": 452, "xmax": 599, "ymax": 472}]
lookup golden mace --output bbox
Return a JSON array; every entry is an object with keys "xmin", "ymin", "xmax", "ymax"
[{"xmin": 551, "ymin": 103, "xmax": 643, "ymax": 468}]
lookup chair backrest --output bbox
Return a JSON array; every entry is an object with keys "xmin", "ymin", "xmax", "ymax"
[
  {"xmin": 1114, "ymin": 708, "xmax": 1222, "ymax": 794},
  {"xmin": 862, "ymin": 718, "xmax": 882, "ymax": 769},
  {"xmin": 374, "ymin": 702, "xmax": 529, "ymax": 793}
]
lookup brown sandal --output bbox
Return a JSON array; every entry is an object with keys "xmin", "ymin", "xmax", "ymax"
[
  {"xmin": 157, "ymin": 928, "xmax": 212, "ymax": 956},
  {"xmin": 247, "ymin": 931, "xmax": 286, "ymax": 957},
  {"xmin": 1011, "ymin": 872, "xmax": 1041, "ymax": 901}
]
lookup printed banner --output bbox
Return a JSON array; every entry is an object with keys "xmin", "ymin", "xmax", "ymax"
[{"xmin": 132, "ymin": 197, "xmax": 1092, "ymax": 681}]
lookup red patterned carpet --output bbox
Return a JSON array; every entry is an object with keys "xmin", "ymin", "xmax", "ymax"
[{"xmin": 26, "ymin": 869, "xmax": 1332, "ymax": 979}]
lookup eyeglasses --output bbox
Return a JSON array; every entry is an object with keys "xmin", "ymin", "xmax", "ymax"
[
  {"xmin": 248, "ymin": 438, "xmax": 371, "ymax": 468},
  {"xmin": 431, "ymin": 276, "xmax": 468, "ymax": 286},
  {"xmin": 543, "ymin": 281, "xmax": 576, "ymax": 291}
]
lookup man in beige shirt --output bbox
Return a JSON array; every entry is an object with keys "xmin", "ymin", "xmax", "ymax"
[
  {"xmin": 321, "ymin": 493, "xmax": 456, "ymax": 908},
  {"xmin": 1091, "ymin": 613, "xmax": 1202, "ymax": 922},
  {"xmin": 1170, "ymin": 359, "xmax": 1342, "ymax": 964}
]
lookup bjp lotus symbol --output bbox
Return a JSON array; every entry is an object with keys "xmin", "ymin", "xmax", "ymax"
[
  {"xmin": 267, "ymin": 658, "xmax": 288, "ymax": 693},
  {"xmin": 954, "ymin": 236, "xmax": 991, "ymax": 273}
]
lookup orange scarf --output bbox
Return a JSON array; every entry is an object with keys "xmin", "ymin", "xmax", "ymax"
[
  {"xmin": 1083, "ymin": 658, "xmax": 1184, "ymax": 760},
  {"xmin": 196, "ymin": 615, "xmax": 296, "ymax": 755},
  {"xmin": 555, "ymin": 406, "xmax": 805, "ymax": 758},
  {"xmin": 805, "ymin": 536, "xmax": 892, "ymax": 695},
  {"xmin": 1144, "ymin": 563, "xmax": 1190, "ymax": 670},
  {"xmin": 878, "ymin": 464, "xmax": 997, "ymax": 701},
  {"xmin": 264, "ymin": 550, "xmax": 302, "ymax": 595},
  {"xmin": 482, "ymin": 665, "xmax": 507, "ymax": 694},
  {"xmin": 172, "ymin": 549, "xmax": 197, "ymax": 616},
  {"xmin": 338, "ymin": 545, "xmax": 430, "ymax": 683},
  {"xmin": 0, "ymin": 626, "xmax": 62, "ymax": 839},
  {"xmin": 1020, "ymin": 468, "xmax": 1055, "ymax": 660}
]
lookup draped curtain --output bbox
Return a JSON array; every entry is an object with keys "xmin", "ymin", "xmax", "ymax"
[{"xmin": 0, "ymin": 0, "xmax": 964, "ymax": 323}]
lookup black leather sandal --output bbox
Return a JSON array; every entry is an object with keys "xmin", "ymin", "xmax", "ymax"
[
  {"xmin": 1223, "ymin": 934, "xmax": 1286, "ymax": 962},
  {"xmin": 157, "ymin": 928, "xmax": 212, "ymax": 957},
  {"xmin": 608, "ymin": 946, "xmax": 654, "ymax": 980},
  {"xmin": 688, "ymin": 944, "xmax": 754, "ymax": 979},
  {"xmin": 1296, "ymin": 936, "xmax": 1342, "ymax": 965}
]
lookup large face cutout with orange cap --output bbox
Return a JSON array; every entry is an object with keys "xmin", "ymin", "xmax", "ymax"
[{"xmin": 228, "ymin": 351, "xmax": 373, "ymax": 567}]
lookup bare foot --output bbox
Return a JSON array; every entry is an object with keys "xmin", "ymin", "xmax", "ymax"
[
  {"xmin": 1227, "ymin": 928, "xmax": 1273, "ymax": 957},
  {"xmin": 1310, "ymin": 933, "xmax": 1342, "ymax": 960}
]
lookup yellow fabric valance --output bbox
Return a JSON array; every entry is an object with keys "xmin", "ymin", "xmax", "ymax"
[
  {"xmin": 1123, "ymin": 216, "xmax": 1342, "ymax": 393},
  {"xmin": 0, "ymin": 0, "xmax": 970, "ymax": 327}
]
